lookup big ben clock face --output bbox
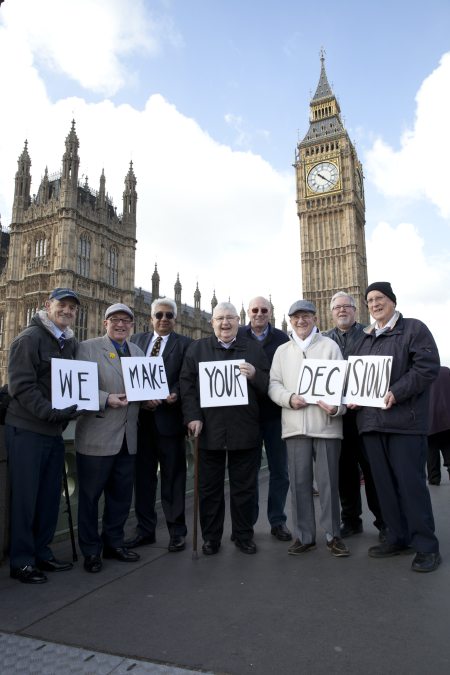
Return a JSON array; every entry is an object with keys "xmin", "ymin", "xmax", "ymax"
[{"xmin": 307, "ymin": 161, "xmax": 339, "ymax": 193}]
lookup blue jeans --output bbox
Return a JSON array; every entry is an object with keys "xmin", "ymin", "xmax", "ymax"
[{"xmin": 254, "ymin": 417, "xmax": 290, "ymax": 526}]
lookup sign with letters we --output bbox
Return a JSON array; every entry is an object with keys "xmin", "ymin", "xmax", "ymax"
[
  {"xmin": 51, "ymin": 358, "xmax": 99, "ymax": 410},
  {"xmin": 121, "ymin": 356, "xmax": 170, "ymax": 402},
  {"xmin": 296, "ymin": 359, "xmax": 348, "ymax": 406},
  {"xmin": 199, "ymin": 359, "xmax": 248, "ymax": 407}
]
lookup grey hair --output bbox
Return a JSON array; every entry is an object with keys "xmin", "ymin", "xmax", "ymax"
[
  {"xmin": 213, "ymin": 301, "xmax": 238, "ymax": 317},
  {"xmin": 330, "ymin": 291, "xmax": 356, "ymax": 311},
  {"xmin": 151, "ymin": 297, "xmax": 177, "ymax": 318}
]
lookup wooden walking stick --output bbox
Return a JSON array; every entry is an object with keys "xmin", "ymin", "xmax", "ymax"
[{"xmin": 192, "ymin": 435, "xmax": 199, "ymax": 560}]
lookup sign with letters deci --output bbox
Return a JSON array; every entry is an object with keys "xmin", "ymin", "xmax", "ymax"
[
  {"xmin": 51, "ymin": 358, "xmax": 99, "ymax": 411},
  {"xmin": 199, "ymin": 359, "xmax": 248, "ymax": 408},
  {"xmin": 342, "ymin": 355, "xmax": 392, "ymax": 408},
  {"xmin": 296, "ymin": 359, "xmax": 348, "ymax": 406},
  {"xmin": 121, "ymin": 356, "xmax": 170, "ymax": 402}
]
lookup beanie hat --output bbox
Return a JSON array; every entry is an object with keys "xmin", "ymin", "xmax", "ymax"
[{"xmin": 365, "ymin": 282, "xmax": 396, "ymax": 304}]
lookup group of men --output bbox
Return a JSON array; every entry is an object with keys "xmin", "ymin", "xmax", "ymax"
[{"xmin": 4, "ymin": 281, "xmax": 442, "ymax": 584}]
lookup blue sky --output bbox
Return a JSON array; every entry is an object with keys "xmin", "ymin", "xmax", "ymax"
[{"xmin": 1, "ymin": 0, "xmax": 450, "ymax": 361}]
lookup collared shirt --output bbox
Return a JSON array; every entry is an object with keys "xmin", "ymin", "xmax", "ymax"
[
  {"xmin": 218, "ymin": 337, "xmax": 237, "ymax": 349},
  {"xmin": 110, "ymin": 338, "xmax": 130, "ymax": 357},
  {"xmin": 374, "ymin": 311, "xmax": 399, "ymax": 337},
  {"xmin": 146, "ymin": 332, "xmax": 170, "ymax": 357},
  {"xmin": 48, "ymin": 321, "xmax": 65, "ymax": 340},
  {"xmin": 251, "ymin": 325, "xmax": 269, "ymax": 342}
]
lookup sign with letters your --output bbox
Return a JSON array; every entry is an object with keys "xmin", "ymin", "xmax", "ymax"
[
  {"xmin": 199, "ymin": 359, "xmax": 248, "ymax": 408},
  {"xmin": 296, "ymin": 359, "xmax": 348, "ymax": 406},
  {"xmin": 121, "ymin": 356, "xmax": 170, "ymax": 402},
  {"xmin": 51, "ymin": 358, "xmax": 99, "ymax": 411},
  {"xmin": 342, "ymin": 355, "xmax": 393, "ymax": 408}
]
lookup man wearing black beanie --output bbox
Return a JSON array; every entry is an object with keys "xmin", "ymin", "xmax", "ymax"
[{"xmin": 348, "ymin": 282, "xmax": 441, "ymax": 573}]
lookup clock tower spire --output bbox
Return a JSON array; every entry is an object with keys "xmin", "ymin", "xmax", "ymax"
[{"xmin": 294, "ymin": 53, "xmax": 368, "ymax": 328}]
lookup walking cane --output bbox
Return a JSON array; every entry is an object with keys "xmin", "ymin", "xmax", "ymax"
[
  {"xmin": 192, "ymin": 435, "xmax": 199, "ymax": 560},
  {"xmin": 62, "ymin": 463, "xmax": 78, "ymax": 562}
]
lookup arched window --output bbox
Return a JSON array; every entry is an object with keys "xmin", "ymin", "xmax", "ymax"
[
  {"xmin": 107, "ymin": 246, "xmax": 118, "ymax": 287},
  {"xmin": 77, "ymin": 234, "xmax": 91, "ymax": 277},
  {"xmin": 26, "ymin": 305, "xmax": 38, "ymax": 326},
  {"xmin": 75, "ymin": 305, "xmax": 88, "ymax": 341},
  {"xmin": 35, "ymin": 236, "xmax": 47, "ymax": 258}
]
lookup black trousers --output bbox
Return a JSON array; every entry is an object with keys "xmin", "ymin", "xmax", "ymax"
[
  {"xmin": 339, "ymin": 412, "xmax": 384, "ymax": 530},
  {"xmin": 134, "ymin": 413, "xmax": 187, "ymax": 537},
  {"xmin": 199, "ymin": 447, "xmax": 260, "ymax": 542},
  {"xmin": 427, "ymin": 430, "xmax": 450, "ymax": 483},
  {"xmin": 76, "ymin": 440, "xmax": 135, "ymax": 556},
  {"xmin": 362, "ymin": 432, "xmax": 439, "ymax": 553}
]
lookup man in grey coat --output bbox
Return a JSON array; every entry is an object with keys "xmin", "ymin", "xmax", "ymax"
[{"xmin": 75, "ymin": 303, "xmax": 144, "ymax": 573}]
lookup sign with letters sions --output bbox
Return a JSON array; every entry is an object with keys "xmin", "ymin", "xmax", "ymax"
[
  {"xmin": 121, "ymin": 356, "xmax": 170, "ymax": 402},
  {"xmin": 199, "ymin": 359, "xmax": 248, "ymax": 408},
  {"xmin": 342, "ymin": 355, "xmax": 393, "ymax": 408},
  {"xmin": 51, "ymin": 358, "xmax": 99, "ymax": 411},
  {"xmin": 296, "ymin": 359, "xmax": 348, "ymax": 406}
]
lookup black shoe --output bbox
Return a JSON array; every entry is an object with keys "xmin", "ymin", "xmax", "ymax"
[
  {"xmin": 411, "ymin": 552, "xmax": 442, "ymax": 573},
  {"xmin": 10, "ymin": 565, "xmax": 48, "ymax": 584},
  {"xmin": 378, "ymin": 527, "xmax": 388, "ymax": 543},
  {"xmin": 270, "ymin": 523, "xmax": 292, "ymax": 541},
  {"xmin": 168, "ymin": 535, "xmax": 185, "ymax": 552},
  {"xmin": 123, "ymin": 533, "xmax": 156, "ymax": 548},
  {"xmin": 102, "ymin": 546, "xmax": 140, "ymax": 562},
  {"xmin": 202, "ymin": 540, "xmax": 221, "ymax": 556},
  {"xmin": 428, "ymin": 478, "xmax": 440, "ymax": 485},
  {"xmin": 84, "ymin": 555, "xmax": 102, "ymax": 573},
  {"xmin": 36, "ymin": 557, "xmax": 73, "ymax": 572},
  {"xmin": 340, "ymin": 522, "xmax": 363, "ymax": 538},
  {"xmin": 234, "ymin": 538, "xmax": 257, "ymax": 554},
  {"xmin": 368, "ymin": 543, "xmax": 414, "ymax": 558}
]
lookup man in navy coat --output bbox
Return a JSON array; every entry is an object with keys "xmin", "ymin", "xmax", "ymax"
[{"xmin": 125, "ymin": 297, "xmax": 192, "ymax": 552}]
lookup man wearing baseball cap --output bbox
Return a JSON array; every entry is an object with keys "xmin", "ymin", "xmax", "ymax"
[
  {"xmin": 350, "ymin": 282, "xmax": 441, "ymax": 572},
  {"xmin": 6, "ymin": 287, "xmax": 80, "ymax": 584},
  {"xmin": 75, "ymin": 303, "xmax": 144, "ymax": 573}
]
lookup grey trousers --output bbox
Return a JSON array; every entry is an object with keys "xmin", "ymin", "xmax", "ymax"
[{"xmin": 286, "ymin": 436, "xmax": 341, "ymax": 544}]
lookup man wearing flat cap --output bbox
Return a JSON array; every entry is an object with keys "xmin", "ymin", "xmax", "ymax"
[
  {"xmin": 269, "ymin": 300, "xmax": 350, "ymax": 558},
  {"xmin": 6, "ymin": 288, "xmax": 80, "ymax": 584},
  {"xmin": 350, "ymin": 282, "xmax": 441, "ymax": 573},
  {"xmin": 75, "ymin": 303, "xmax": 144, "ymax": 573}
]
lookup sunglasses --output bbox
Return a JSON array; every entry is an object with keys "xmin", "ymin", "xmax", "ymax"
[
  {"xmin": 250, "ymin": 307, "xmax": 269, "ymax": 314},
  {"xmin": 154, "ymin": 311, "xmax": 174, "ymax": 320}
]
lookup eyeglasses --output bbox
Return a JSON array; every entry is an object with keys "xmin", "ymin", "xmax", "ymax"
[
  {"xmin": 250, "ymin": 307, "xmax": 269, "ymax": 314},
  {"xmin": 213, "ymin": 316, "xmax": 239, "ymax": 322},
  {"xmin": 154, "ymin": 311, "xmax": 174, "ymax": 320},
  {"xmin": 366, "ymin": 295, "xmax": 387, "ymax": 306},
  {"xmin": 332, "ymin": 304, "xmax": 355, "ymax": 311},
  {"xmin": 109, "ymin": 317, "xmax": 133, "ymax": 325}
]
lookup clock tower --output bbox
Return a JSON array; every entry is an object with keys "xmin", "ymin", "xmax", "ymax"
[{"xmin": 294, "ymin": 53, "xmax": 369, "ymax": 329}]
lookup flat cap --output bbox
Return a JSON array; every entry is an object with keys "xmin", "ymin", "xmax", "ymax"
[
  {"xmin": 105, "ymin": 303, "xmax": 134, "ymax": 320},
  {"xmin": 49, "ymin": 288, "xmax": 80, "ymax": 304},
  {"xmin": 288, "ymin": 299, "xmax": 316, "ymax": 315}
]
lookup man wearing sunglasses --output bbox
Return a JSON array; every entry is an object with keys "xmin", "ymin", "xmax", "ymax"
[
  {"xmin": 125, "ymin": 297, "xmax": 192, "ymax": 553},
  {"xmin": 238, "ymin": 296, "xmax": 291, "ymax": 542}
]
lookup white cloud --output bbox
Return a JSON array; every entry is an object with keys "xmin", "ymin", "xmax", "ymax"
[
  {"xmin": 366, "ymin": 52, "xmax": 450, "ymax": 218},
  {"xmin": 367, "ymin": 221, "xmax": 450, "ymax": 365}
]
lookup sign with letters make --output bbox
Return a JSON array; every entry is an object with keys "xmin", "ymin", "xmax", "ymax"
[
  {"xmin": 199, "ymin": 359, "xmax": 248, "ymax": 408},
  {"xmin": 296, "ymin": 359, "xmax": 347, "ymax": 406},
  {"xmin": 51, "ymin": 358, "xmax": 99, "ymax": 411},
  {"xmin": 121, "ymin": 356, "xmax": 170, "ymax": 402},
  {"xmin": 342, "ymin": 355, "xmax": 393, "ymax": 408}
]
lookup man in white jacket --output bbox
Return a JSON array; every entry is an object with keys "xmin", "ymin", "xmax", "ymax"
[{"xmin": 269, "ymin": 300, "xmax": 349, "ymax": 557}]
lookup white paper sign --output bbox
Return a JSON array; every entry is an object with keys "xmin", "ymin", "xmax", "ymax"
[
  {"xmin": 296, "ymin": 359, "xmax": 347, "ymax": 406},
  {"xmin": 199, "ymin": 359, "xmax": 248, "ymax": 408},
  {"xmin": 342, "ymin": 355, "xmax": 393, "ymax": 408},
  {"xmin": 121, "ymin": 356, "xmax": 170, "ymax": 402},
  {"xmin": 51, "ymin": 358, "xmax": 99, "ymax": 411}
]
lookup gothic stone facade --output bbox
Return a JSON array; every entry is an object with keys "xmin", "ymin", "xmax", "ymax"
[{"xmin": 294, "ymin": 55, "xmax": 369, "ymax": 330}]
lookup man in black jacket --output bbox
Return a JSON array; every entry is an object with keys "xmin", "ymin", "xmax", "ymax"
[
  {"xmin": 6, "ymin": 288, "xmax": 80, "ymax": 584},
  {"xmin": 181, "ymin": 302, "xmax": 269, "ymax": 555},
  {"xmin": 350, "ymin": 282, "xmax": 441, "ymax": 573},
  {"xmin": 125, "ymin": 297, "xmax": 192, "ymax": 553},
  {"xmin": 323, "ymin": 291, "xmax": 385, "ymax": 540},
  {"xmin": 238, "ymin": 296, "xmax": 291, "ymax": 541}
]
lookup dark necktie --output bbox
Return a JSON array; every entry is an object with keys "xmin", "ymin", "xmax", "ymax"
[
  {"xmin": 117, "ymin": 342, "xmax": 130, "ymax": 358},
  {"xmin": 151, "ymin": 336, "xmax": 162, "ymax": 356},
  {"xmin": 58, "ymin": 333, "xmax": 66, "ymax": 350}
]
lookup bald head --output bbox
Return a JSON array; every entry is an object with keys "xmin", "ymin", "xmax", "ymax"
[{"xmin": 247, "ymin": 296, "xmax": 271, "ymax": 335}]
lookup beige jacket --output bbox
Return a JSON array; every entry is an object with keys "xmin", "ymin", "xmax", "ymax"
[{"xmin": 268, "ymin": 333, "xmax": 345, "ymax": 440}]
